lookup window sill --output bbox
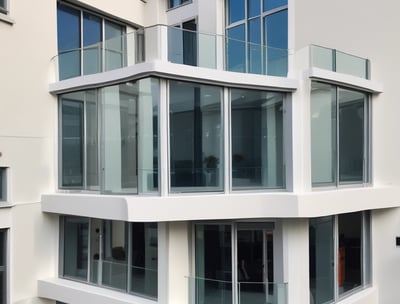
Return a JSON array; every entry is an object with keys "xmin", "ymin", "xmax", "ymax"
[{"xmin": 0, "ymin": 13, "xmax": 14, "ymax": 25}]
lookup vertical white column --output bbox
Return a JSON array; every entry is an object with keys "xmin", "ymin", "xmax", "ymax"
[
  {"xmin": 159, "ymin": 79, "xmax": 169, "ymax": 196},
  {"xmin": 168, "ymin": 222, "xmax": 190, "ymax": 304},
  {"xmin": 158, "ymin": 222, "xmax": 169, "ymax": 304},
  {"xmin": 283, "ymin": 218, "xmax": 310, "ymax": 304}
]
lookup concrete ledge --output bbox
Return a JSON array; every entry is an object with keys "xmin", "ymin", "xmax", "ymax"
[{"xmin": 38, "ymin": 278, "xmax": 156, "ymax": 304}]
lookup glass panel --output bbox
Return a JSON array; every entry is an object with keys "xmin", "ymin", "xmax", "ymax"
[
  {"xmin": 309, "ymin": 216, "xmax": 334, "ymax": 304},
  {"xmin": 338, "ymin": 212, "xmax": 362, "ymax": 295},
  {"xmin": 90, "ymin": 218, "xmax": 102, "ymax": 284},
  {"xmin": 227, "ymin": 25, "xmax": 246, "ymax": 73},
  {"xmin": 311, "ymin": 82, "xmax": 337, "ymax": 186},
  {"xmin": 169, "ymin": 81, "xmax": 223, "ymax": 192},
  {"xmin": 0, "ymin": 0, "xmax": 6, "ymax": 11},
  {"xmin": 364, "ymin": 212, "xmax": 371, "ymax": 285},
  {"xmin": 102, "ymin": 84, "xmax": 138, "ymax": 194},
  {"xmin": 263, "ymin": 0, "xmax": 287, "ymax": 11},
  {"xmin": 63, "ymin": 217, "xmax": 89, "ymax": 280},
  {"xmin": 137, "ymin": 79, "xmax": 159, "ymax": 194},
  {"xmin": 0, "ymin": 169, "xmax": 4, "ymax": 201},
  {"xmin": 57, "ymin": 5, "xmax": 81, "ymax": 79},
  {"xmin": 168, "ymin": 26, "xmax": 184, "ymax": 64},
  {"xmin": 264, "ymin": 10, "xmax": 288, "ymax": 76},
  {"xmin": 231, "ymin": 89, "xmax": 284, "ymax": 189},
  {"xmin": 248, "ymin": 0, "xmax": 261, "ymax": 18},
  {"xmin": 338, "ymin": 89, "xmax": 366, "ymax": 183},
  {"xmin": 101, "ymin": 220, "xmax": 128, "ymax": 291},
  {"xmin": 336, "ymin": 51, "xmax": 368, "ymax": 79},
  {"xmin": 248, "ymin": 18, "xmax": 262, "ymax": 74},
  {"xmin": 83, "ymin": 13, "xmax": 102, "ymax": 75},
  {"xmin": 0, "ymin": 231, "xmax": 5, "ymax": 267},
  {"xmin": 131, "ymin": 223, "xmax": 158, "ymax": 298},
  {"xmin": 228, "ymin": 0, "xmax": 245, "ymax": 24},
  {"xmin": 105, "ymin": 21, "xmax": 125, "ymax": 71},
  {"xmin": 311, "ymin": 45, "xmax": 334, "ymax": 71},
  {"xmin": 198, "ymin": 32, "xmax": 217, "ymax": 69},
  {"xmin": 86, "ymin": 91, "xmax": 99, "ymax": 190},
  {"xmin": 195, "ymin": 224, "xmax": 232, "ymax": 304},
  {"xmin": 61, "ymin": 94, "xmax": 84, "ymax": 188},
  {"xmin": 182, "ymin": 20, "xmax": 197, "ymax": 66}
]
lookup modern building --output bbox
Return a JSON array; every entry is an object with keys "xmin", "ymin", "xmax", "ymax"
[{"xmin": 1, "ymin": 0, "xmax": 400, "ymax": 303}]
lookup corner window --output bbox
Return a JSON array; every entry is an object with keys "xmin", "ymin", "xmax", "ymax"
[
  {"xmin": 311, "ymin": 82, "xmax": 370, "ymax": 187},
  {"xmin": 59, "ymin": 78, "xmax": 159, "ymax": 194},
  {"xmin": 61, "ymin": 216, "xmax": 158, "ymax": 299},
  {"xmin": 309, "ymin": 211, "xmax": 371, "ymax": 304},
  {"xmin": 0, "ymin": 168, "xmax": 6, "ymax": 202},
  {"xmin": 57, "ymin": 3, "xmax": 126, "ymax": 80},
  {"xmin": 231, "ymin": 89, "xmax": 285, "ymax": 190},
  {"xmin": 225, "ymin": 0, "xmax": 288, "ymax": 76},
  {"xmin": 168, "ymin": 0, "xmax": 191, "ymax": 9},
  {"xmin": 0, "ymin": 0, "xmax": 7, "ymax": 14},
  {"xmin": 169, "ymin": 80, "xmax": 224, "ymax": 192}
]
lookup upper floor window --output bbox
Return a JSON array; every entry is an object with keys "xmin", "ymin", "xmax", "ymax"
[
  {"xmin": 0, "ymin": 168, "xmax": 6, "ymax": 202},
  {"xmin": 61, "ymin": 216, "xmax": 158, "ymax": 299},
  {"xmin": 226, "ymin": 0, "xmax": 288, "ymax": 76},
  {"xmin": 59, "ymin": 78, "xmax": 159, "ymax": 194},
  {"xmin": 0, "ymin": 0, "xmax": 7, "ymax": 14},
  {"xmin": 168, "ymin": 0, "xmax": 191, "ymax": 9},
  {"xmin": 311, "ymin": 82, "xmax": 370, "ymax": 187},
  {"xmin": 309, "ymin": 211, "xmax": 371, "ymax": 303},
  {"xmin": 57, "ymin": 3, "xmax": 126, "ymax": 80}
]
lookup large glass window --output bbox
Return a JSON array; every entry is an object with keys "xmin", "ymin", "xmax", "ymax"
[
  {"xmin": 226, "ymin": 0, "xmax": 288, "ymax": 76},
  {"xmin": 169, "ymin": 81, "xmax": 223, "ymax": 192},
  {"xmin": 59, "ymin": 78, "xmax": 159, "ymax": 194},
  {"xmin": 311, "ymin": 82, "xmax": 369, "ymax": 187},
  {"xmin": 0, "ymin": 230, "xmax": 6, "ymax": 304},
  {"xmin": 57, "ymin": 3, "xmax": 125, "ymax": 80},
  {"xmin": 309, "ymin": 212, "xmax": 371, "ymax": 304},
  {"xmin": 0, "ymin": 0, "xmax": 7, "ymax": 14},
  {"xmin": 61, "ymin": 216, "xmax": 158, "ymax": 299},
  {"xmin": 231, "ymin": 89, "xmax": 284, "ymax": 189}
]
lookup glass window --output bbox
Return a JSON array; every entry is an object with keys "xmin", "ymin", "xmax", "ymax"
[
  {"xmin": 227, "ymin": 0, "xmax": 245, "ymax": 24},
  {"xmin": 168, "ymin": 20, "xmax": 197, "ymax": 66},
  {"xmin": 59, "ymin": 78, "xmax": 159, "ymax": 194},
  {"xmin": 63, "ymin": 217, "xmax": 89, "ymax": 280},
  {"xmin": 61, "ymin": 217, "xmax": 158, "ymax": 299},
  {"xmin": 309, "ymin": 212, "xmax": 371, "ymax": 304},
  {"xmin": 0, "ymin": 0, "xmax": 7, "ymax": 13},
  {"xmin": 231, "ymin": 89, "xmax": 285, "ymax": 189},
  {"xmin": 263, "ymin": 0, "xmax": 287, "ymax": 11},
  {"xmin": 226, "ymin": 24, "xmax": 246, "ymax": 73},
  {"xmin": 169, "ymin": 81, "xmax": 223, "ymax": 192},
  {"xmin": 57, "ymin": 3, "xmax": 126, "ymax": 80},
  {"xmin": 168, "ymin": 0, "xmax": 191, "ymax": 9},
  {"xmin": 311, "ymin": 82, "xmax": 369, "ymax": 187},
  {"xmin": 0, "ymin": 168, "xmax": 6, "ymax": 201}
]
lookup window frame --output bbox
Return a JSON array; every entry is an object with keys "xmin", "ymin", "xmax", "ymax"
[
  {"xmin": 167, "ymin": 0, "xmax": 192, "ymax": 10},
  {"xmin": 0, "ymin": 229, "xmax": 8, "ymax": 304},
  {"xmin": 0, "ymin": 0, "xmax": 8, "ymax": 14},
  {"xmin": 311, "ymin": 81, "xmax": 371, "ymax": 188}
]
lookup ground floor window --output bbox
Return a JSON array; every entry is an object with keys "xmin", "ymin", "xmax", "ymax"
[
  {"xmin": 309, "ymin": 211, "xmax": 371, "ymax": 304},
  {"xmin": 0, "ymin": 229, "xmax": 6, "ymax": 304},
  {"xmin": 61, "ymin": 216, "xmax": 158, "ymax": 299},
  {"xmin": 194, "ymin": 222, "xmax": 286, "ymax": 304}
]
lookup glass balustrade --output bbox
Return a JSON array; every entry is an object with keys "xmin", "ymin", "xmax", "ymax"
[
  {"xmin": 52, "ymin": 25, "xmax": 290, "ymax": 81},
  {"xmin": 187, "ymin": 277, "xmax": 287, "ymax": 304},
  {"xmin": 310, "ymin": 45, "xmax": 370, "ymax": 79}
]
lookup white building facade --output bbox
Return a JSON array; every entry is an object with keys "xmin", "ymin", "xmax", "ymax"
[{"xmin": 1, "ymin": 0, "xmax": 400, "ymax": 303}]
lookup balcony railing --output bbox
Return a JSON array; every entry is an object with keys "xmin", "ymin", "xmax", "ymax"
[
  {"xmin": 310, "ymin": 45, "xmax": 370, "ymax": 79},
  {"xmin": 52, "ymin": 24, "xmax": 289, "ymax": 81},
  {"xmin": 187, "ymin": 276, "xmax": 288, "ymax": 304}
]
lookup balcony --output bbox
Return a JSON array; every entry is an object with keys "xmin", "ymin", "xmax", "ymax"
[
  {"xmin": 52, "ymin": 24, "xmax": 289, "ymax": 82},
  {"xmin": 187, "ymin": 277, "xmax": 287, "ymax": 304},
  {"xmin": 310, "ymin": 45, "xmax": 370, "ymax": 79}
]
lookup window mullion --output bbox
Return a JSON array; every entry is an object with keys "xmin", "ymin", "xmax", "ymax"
[
  {"xmin": 336, "ymin": 88, "xmax": 340, "ymax": 187},
  {"xmin": 334, "ymin": 215, "xmax": 339, "ymax": 300}
]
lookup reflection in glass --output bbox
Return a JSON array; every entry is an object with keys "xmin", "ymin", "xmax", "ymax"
[
  {"xmin": 63, "ymin": 217, "xmax": 89, "ymax": 280},
  {"xmin": 227, "ymin": 25, "xmax": 246, "ymax": 73},
  {"xmin": 105, "ymin": 21, "xmax": 125, "ymax": 71},
  {"xmin": 227, "ymin": 0, "xmax": 245, "ymax": 24},
  {"xmin": 248, "ymin": 18, "xmax": 262, "ymax": 74},
  {"xmin": 309, "ymin": 217, "xmax": 334, "ymax": 304},
  {"xmin": 169, "ymin": 81, "xmax": 223, "ymax": 192},
  {"xmin": 311, "ymin": 83, "xmax": 337, "ymax": 186},
  {"xmin": 263, "ymin": 0, "xmax": 287, "ymax": 11},
  {"xmin": 195, "ymin": 224, "xmax": 232, "ymax": 304},
  {"xmin": 131, "ymin": 223, "xmax": 158, "ymax": 298},
  {"xmin": 338, "ymin": 213, "xmax": 362, "ymax": 295},
  {"xmin": 83, "ymin": 12, "xmax": 102, "ymax": 75},
  {"xmin": 231, "ymin": 89, "xmax": 284, "ymax": 189},
  {"xmin": 339, "ymin": 89, "xmax": 366, "ymax": 183}
]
